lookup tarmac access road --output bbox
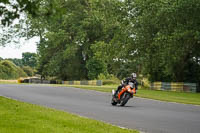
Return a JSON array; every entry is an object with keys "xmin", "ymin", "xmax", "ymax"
[{"xmin": 0, "ymin": 84, "xmax": 200, "ymax": 133}]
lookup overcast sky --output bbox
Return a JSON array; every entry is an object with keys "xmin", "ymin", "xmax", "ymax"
[{"xmin": 0, "ymin": 37, "xmax": 39, "ymax": 59}]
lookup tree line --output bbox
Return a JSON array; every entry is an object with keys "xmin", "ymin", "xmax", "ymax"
[{"xmin": 1, "ymin": 0, "xmax": 200, "ymax": 83}]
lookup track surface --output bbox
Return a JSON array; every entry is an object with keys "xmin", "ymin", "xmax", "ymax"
[{"xmin": 0, "ymin": 84, "xmax": 200, "ymax": 133}]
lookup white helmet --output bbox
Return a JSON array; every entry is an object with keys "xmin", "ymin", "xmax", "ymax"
[{"xmin": 131, "ymin": 73, "xmax": 137, "ymax": 78}]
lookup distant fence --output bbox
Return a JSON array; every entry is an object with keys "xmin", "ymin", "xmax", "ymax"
[
  {"xmin": 19, "ymin": 78, "xmax": 102, "ymax": 86},
  {"xmin": 29, "ymin": 79, "xmax": 51, "ymax": 84},
  {"xmin": 20, "ymin": 78, "xmax": 52, "ymax": 84},
  {"xmin": 62, "ymin": 80, "xmax": 102, "ymax": 86},
  {"xmin": 151, "ymin": 82, "xmax": 199, "ymax": 93}
]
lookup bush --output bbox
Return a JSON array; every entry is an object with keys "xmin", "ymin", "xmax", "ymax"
[
  {"xmin": 86, "ymin": 58, "xmax": 107, "ymax": 80},
  {"xmin": 140, "ymin": 77, "xmax": 151, "ymax": 88},
  {"xmin": 22, "ymin": 66, "xmax": 34, "ymax": 76},
  {"xmin": 0, "ymin": 64, "xmax": 9, "ymax": 79},
  {"xmin": 0, "ymin": 60, "xmax": 27, "ymax": 79},
  {"xmin": 98, "ymin": 73, "xmax": 120, "ymax": 85},
  {"xmin": 97, "ymin": 73, "xmax": 107, "ymax": 80},
  {"xmin": 17, "ymin": 67, "xmax": 27, "ymax": 77},
  {"xmin": 102, "ymin": 80, "xmax": 119, "ymax": 85}
]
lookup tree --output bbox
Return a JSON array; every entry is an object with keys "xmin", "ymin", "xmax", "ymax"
[
  {"xmin": 125, "ymin": 0, "xmax": 200, "ymax": 83},
  {"xmin": 22, "ymin": 52, "xmax": 37, "ymax": 68},
  {"xmin": 0, "ymin": 0, "xmax": 41, "ymax": 47},
  {"xmin": 28, "ymin": 0, "xmax": 126, "ymax": 80},
  {"xmin": 0, "ymin": 0, "xmax": 40, "ymax": 26},
  {"xmin": 7, "ymin": 58, "xmax": 23, "ymax": 67}
]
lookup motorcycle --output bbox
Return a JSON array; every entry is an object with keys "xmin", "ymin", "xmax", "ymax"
[{"xmin": 111, "ymin": 82, "xmax": 136, "ymax": 106}]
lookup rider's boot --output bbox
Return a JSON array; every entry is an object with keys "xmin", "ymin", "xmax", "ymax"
[
  {"xmin": 113, "ymin": 90, "xmax": 118, "ymax": 97},
  {"xmin": 113, "ymin": 91, "xmax": 119, "ymax": 102}
]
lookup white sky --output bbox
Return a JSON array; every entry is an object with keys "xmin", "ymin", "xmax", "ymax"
[
  {"xmin": 0, "ymin": 37, "xmax": 39, "ymax": 59},
  {"xmin": 0, "ymin": 2, "xmax": 40, "ymax": 59}
]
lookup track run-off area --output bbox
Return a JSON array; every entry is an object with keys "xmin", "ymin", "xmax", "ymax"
[{"xmin": 0, "ymin": 84, "xmax": 200, "ymax": 133}]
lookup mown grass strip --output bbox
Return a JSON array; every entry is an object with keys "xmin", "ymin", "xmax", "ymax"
[
  {"xmin": 0, "ymin": 80, "xmax": 18, "ymax": 84},
  {"xmin": 64, "ymin": 85, "xmax": 200, "ymax": 105},
  {"xmin": 137, "ymin": 89, "xmax": 200, "ymax": 105},
  {"xmin": 0, "ymin": 96, "xmax": 138, "ymax": 133}
]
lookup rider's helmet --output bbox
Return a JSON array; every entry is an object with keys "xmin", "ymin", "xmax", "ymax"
[{"xmin": 131, "ymin": 73, "xmax": 137, "ymax": 79}]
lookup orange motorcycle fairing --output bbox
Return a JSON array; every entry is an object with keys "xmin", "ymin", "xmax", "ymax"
[
  {"xmin": 117, "ymin": 85, "xmax": 135, "ymax": 100},
  {"xmin": 118, "ymin": 87, "xmax": 127, "ymax": 100}
]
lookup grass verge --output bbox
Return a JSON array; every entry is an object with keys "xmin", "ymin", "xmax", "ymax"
[
  {"xmin": 64, "ymin": 85, "xmax": 200, "ymax": 105},
  {"xmin": 0, "ymin": 80, "xmax": 18, "ymax": 84},
  {"xmin": 0, "ymin": 96, "xmax": 138, "ymax": 133},
  {"xmin": 137, "ymin": 89, "xmax": 200, "ymax": 105}
]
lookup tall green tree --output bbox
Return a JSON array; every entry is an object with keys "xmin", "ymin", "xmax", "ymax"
[
  {"xmin": 126, "ymin": 0, "xmax": 200, "ymax": 83},
  {"xmin": 27, "ymin": 0, "xmax": 127, "ymax": 80},
  {"xmin": 22, "ymin": 52, "xmax": 37, "ymax": 68}
]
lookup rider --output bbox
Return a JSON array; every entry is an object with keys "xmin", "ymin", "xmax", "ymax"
[{"xmin": 114, "ymin": 73, "xmax": 138, "ymax": 98}]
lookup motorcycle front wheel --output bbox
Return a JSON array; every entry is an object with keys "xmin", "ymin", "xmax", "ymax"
[{"xmin": 120, "ymin": 93, "xmax": 131, "ymax": 106}]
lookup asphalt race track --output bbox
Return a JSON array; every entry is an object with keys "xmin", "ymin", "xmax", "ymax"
[{"xmin": 0, "ymin": 84, "xmax": 200, "ymax": 133}]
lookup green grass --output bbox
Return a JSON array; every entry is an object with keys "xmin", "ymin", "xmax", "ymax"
[
  {"xmin": 0, "ymin": 96, "xmax": 138, "ymax": 133},
  {"xmin": 137, "ymin": 89, "xmax": 200, "ymax": 105},
  {"xmin": 0, "ymin": 80, "xmax": 18, "ymax": 84},
  {"xmin": 64, "ymin": 85, "xmax": 200, "ymax": 105}
]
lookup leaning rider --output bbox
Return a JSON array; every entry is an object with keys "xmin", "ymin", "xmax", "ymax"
[{"xmin": 114, "ymin": 73, "xmax": 138, "ymax": 98}]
